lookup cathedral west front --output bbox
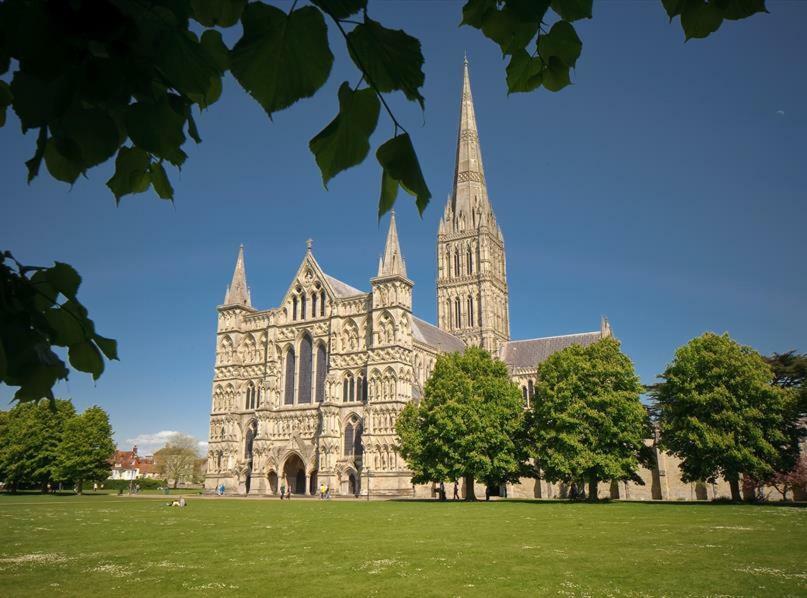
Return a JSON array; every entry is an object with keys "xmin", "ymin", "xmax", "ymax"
[{"xmin": 205, "ymin": 60, "xmax": 729, "ymax": 501}]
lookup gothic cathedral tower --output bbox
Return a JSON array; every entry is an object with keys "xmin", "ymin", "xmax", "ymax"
[{"xmin": 437, "ymin": 58, "xmax": 510, "ymax": 353}]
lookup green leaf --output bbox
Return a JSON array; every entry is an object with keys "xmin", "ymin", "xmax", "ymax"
[
  {"xmin": 25, "ymin": 127, "xmax": 47, "ymax": 183},
  {"xmin": 48, "ymin": 262, "xmax": 81, "ymax": 298},
  {"xmin": 158, "ymin": 30, "xmax": 222, "ymax": 107},
  {"xmin": 68, "ymin": 340, "xmax": 104, "ymax": 380},
  {"xmin": 681, "ymin": 1, "xmax": 724, "ymax": 39},
  {"xmin": 347, "ymin": 17, "xmax": 425, "ymax": 109},
  {"xmin": 376, "ymin": 133, "xmax": 431, "ymax": 216},
  {"xmin": 721, "ymin": 0, "xmax": 767, "ymax": 20},
  {"xmin": 541, "ymin": 56, "xmax": 571, "ymax": 92},
  {"xmin": 231, "ymin": 3, "xmax": 333, "ymax": 118},
  {"xmin": 550, "ymin": 0, "xmax": 593, "ymax": 21},
  {"xmin": 9, "ymin": 71, "xmax": 71, "ymax": 132},
  {"xmin": 44, "ymin": 138, "xmax": 82, "ymax": 184},
  {"xmin": 461, "ymin": 0, "xmax": 496, "ymax": 27},
  {"xmin": 44, "ymin": 306, "xmax": 85, "ymax": 346},
  {"xmin": 191, "ymin": 0, "xmax": 246, "ymax": 27},
  {"xmin": 476, "ymin": 3, "xmax": 545, "ymax": 56},
  {"xmin": 310, "ymin": 82, "xmax": 380, "ymax": 187},
  {"xmin": 0, "ymin": 80, "xmax": 11, "ymax": 127},
  {"xmin": 378, "ymin": 168, "xmax": 399, "ymax": 217},
  {"xmin": 106, "ymin": 146, "xmax": 152, "ymax": 201},
  {"xmin": 661, "ymin": 0, "xmax": 684, "ymax": 19},
  {"xmin": 59, "ymin": 107, "xmax": 120, "ymax": 169},
  {"xmin": 93, "ymin": 335, "xmax": 119, "ymax": 361},
  {"xmin": 310, "ymin": 0, "xmax": 367, "ymax": 19},
  {"xmin": 538, "ymin": 21, "xmax": 582, "ymax": 68},
  {"xmin": 506, "ymin": 50, "xmax": 543, "ymax": 94},
  {"xmin": 149, "ymin": 162, "xmax": 174, "ymax": 199},
  {"xmin": 200, "ymin": 30, "xmax": 230, "ymax": 73},
  {"xmin": 125, "ymin": 98, "xmax": 187, "ymax": 166},
  {"xmin": 187, "ymin": 110, "xmax": 202, "ymax": 143}
]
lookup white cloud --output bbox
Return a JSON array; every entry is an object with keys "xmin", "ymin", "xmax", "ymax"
[
  {"xmin": 776, "ymin": 109, "xmax": 785, "ymax": 116},
  {"xmin": 123, "ymin": 430, "xmax": 180, "ymax": 455},
  {"xmin": 198, "ymin": 441, "xmax": 209, "ymax": 449}
]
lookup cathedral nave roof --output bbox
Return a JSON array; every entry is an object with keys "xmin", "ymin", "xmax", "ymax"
[
  {"xmin": 498, "ymin": 331, "xmax": 603, "ymax": 370},
  {"xmin": 411, "ymin": 316, "xmax": 466, "ymax": 353},
  {"xmin": 323, "ymin": 274, "xmax": 365, "ymax": 298}
]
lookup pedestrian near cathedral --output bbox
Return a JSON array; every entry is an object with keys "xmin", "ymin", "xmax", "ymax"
[
  {"xmin": 453, "ymin": 481, "xmax": 459, "ymax": 500},
  {"xmin": 280, "ymin": 481, "xmax": 286, "ymax": 500}
]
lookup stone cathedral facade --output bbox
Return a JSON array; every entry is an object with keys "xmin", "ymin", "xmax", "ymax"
[{"xmin": 205, "ymin": 61, "xmax": 731, "ymax": 501}]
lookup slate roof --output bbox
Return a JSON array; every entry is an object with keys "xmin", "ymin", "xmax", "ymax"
[
  {"xmin": 499, "ymin": 331, "xmax": 602, "ymax": 370},
  {"xmin": 324, "ymin": 274, "xmax": 365, "ymax": 298},
  {"xmin": 411, "ymin": 316, "xmax": 466, "ymax": 353}
]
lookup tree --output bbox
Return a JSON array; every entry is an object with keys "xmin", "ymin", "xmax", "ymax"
[
  {"xmin": 0, "ymin": 0, "xmax": 768, "ymax": 403},
  {"xmin": 53, "ymin": 406, "xmax": 115, "ymax": 494},
  {"xmin": 0, "ymin": 399, "xmax": 76, "ymax": 491},
  {"xmin": 527, "ymin": 337, "xmax": 647, "ymax": 500},
  {"xmin": 153, "ymin": 433, "xmax": 201, "ymax": 488},
  {"xmin": 654, "ymin": 333, "xmax": 800, "ymax": 501},
  {"xmin": 396, "ymin": 347, "xmax": 526, "ymax": 500},
  {"xmin": 769, "ymin": 455, "xmax": 807, "ymax": 502},
  {"xmin": 1, "ymin": 252, "xmax": 118, "ymax": 403},
  {"xmin": 765, "ymin": 351, "xmax": 807, "ymax": 416}
]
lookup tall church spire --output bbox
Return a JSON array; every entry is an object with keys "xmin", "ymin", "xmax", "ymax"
[
  {"xmin": 378, "ymin": 210, "xmax": 407, "ymax": 278},
  {"xmin": 224, "ymin": 244, "xmax": 252, "ymax": 307},
  {"xmin": 450, "ymin": 57, "xmax": 491, "ymax": 225},
  {"xmin": 436, "ymin": 58, "xmax": 510, "ymax": 353}
]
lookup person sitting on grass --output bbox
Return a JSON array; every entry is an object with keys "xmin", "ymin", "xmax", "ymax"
[{"xmin": 167, "ymin": 496, "xmax": 187, "ymax": 507}]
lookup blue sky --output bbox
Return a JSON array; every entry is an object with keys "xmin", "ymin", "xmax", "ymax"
[{"xmin": 1, "ymin": 1, "xmax": 805, "ymax": 454}]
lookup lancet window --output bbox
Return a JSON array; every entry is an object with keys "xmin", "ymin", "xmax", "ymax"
[
  {"xmin": 284, "ymin": 347, "xmax": 295, "ymax": 405},
  {"xmin": 298, "ymin": 333, "xmax": 313, "ymax": 404},
  {"xmin": 315, "ymin": 343, "xmax": 327, "ymax": 403}
]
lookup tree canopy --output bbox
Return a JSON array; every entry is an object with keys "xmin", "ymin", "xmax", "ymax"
[
  {"xmin": 528, "ymin": 336, "xmax": 648, "ymax": 499},
  {"xmin": 653, "ymin": 332, "xmax": 801, "ymax": 501},
  {"xmin": 53, "ymin": 405, "xmax": 116, "ymax": 494},
  {"xmin": 0, "ymin": 399, "xmax": 114, "ymax": 492},
  {"xmin": 153, "ymin": 432, "xmax": 202, "ymax": 488},
  {"xmin": 0, "ymin": 0, "xmax": 770, "ymax": 402},
  {"xmin": 396, "ymin": 347, "xmax": 526, "ymax": 500}
]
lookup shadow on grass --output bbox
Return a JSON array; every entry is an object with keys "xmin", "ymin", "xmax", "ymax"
[{"xmin": 389, "ymin": 497, "xmax": 807, "ymax": 508}]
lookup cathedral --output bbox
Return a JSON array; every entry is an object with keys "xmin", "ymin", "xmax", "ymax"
[{"xmin": 205, "ymin": 60, "xmax": 729, "ymax": 501}]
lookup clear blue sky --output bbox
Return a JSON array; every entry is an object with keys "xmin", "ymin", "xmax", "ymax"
[{"xmin": 1, "ymin": 1, "xmax": 805, "ymax": 454}]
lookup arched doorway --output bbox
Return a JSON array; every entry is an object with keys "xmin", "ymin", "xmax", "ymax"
[
  {"xmin": 244, "ymin": 420, "xmax": 257, "ymax": 494},
  {"xmin": 283, "ymin": 453, "xmax": 306, "ymax": 495},
  {"xmin": 309, "ymin": 471, "xmax": 318, "ymax": 495},
  {"xmin": 267, "ymin": 471, "xmax": 278, "ymax": 495}
]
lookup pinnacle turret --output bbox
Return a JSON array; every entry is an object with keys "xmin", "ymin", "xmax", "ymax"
[
  {"xmin": 378, "ymin": 211, "xmax": 407, "ymax": 278},
  {"xmin": 224, "ymin": 244, "xmax": 252, "ymax": 307}
]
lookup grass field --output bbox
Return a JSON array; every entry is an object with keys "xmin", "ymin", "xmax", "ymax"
[{"xmin": 0, "ymin": 495, "xmax": 805, "ymax": 597}]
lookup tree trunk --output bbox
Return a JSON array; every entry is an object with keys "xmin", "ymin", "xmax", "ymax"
[
  {"xmin": 728, "ymin": 477, "xmax": 741, "ymax": 501},
  {"xmin": 587, "ymin": 479, "xmax": 599, "ymax": 502},
  {"xmin": 464, "ymin": 474, "xmax": 476, "ymax": 501},
  {"xmin": 76, "ymin": 480, "xmax": 83, "ymax": 495},
  {"xmin": 173, "ymin": 478, "xmax": 178, "ymax": 489}
]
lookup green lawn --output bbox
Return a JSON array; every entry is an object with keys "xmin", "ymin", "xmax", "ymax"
[{"xmin": 0, "ymin": 495, "xmax": 805, "ymax": 597}]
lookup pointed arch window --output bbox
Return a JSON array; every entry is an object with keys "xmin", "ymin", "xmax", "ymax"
[
  {"xmin": 300, "ymin": 294, "xmax": 307, "ymax": 320},
  {"xmin": 245, "ymin": 382, "xmax": 256, "ymax": 410},
  {"xmin": 343, "ymin": 374, "xmax": 351, "ymax": 403},
  {"xmin": 522, "ymin": 386, "xmax": 528, "ymax": 404},
  {"xmin": 361, "ymin": 376, "xmax": 368, "ymax": 403},
  {"xmin": 454, "ymin": 250, "xmax": 460, "ymax": 277},
  {"xmin": 344, "ymin": 421, "xmax": 354, "ymax": 456},
  {"xmin": 527, "ymin": 379, "xmax": 534, "ymax": 407},
  {"xmin": 298, "ymin": 333, "xmax": 313, "ymax": 404},
  {"xmin": 311, "ymin": 293, "xmax": 317, "ymax": 318},
  {"xmin": 292, "ymin": 296, "xmax": 298, "ymax": 321},
  {"xmin": 468, "ymin": 296, "xmax": 474, "ymax": 327},
  {"xmin": 455, "ymin": 298, "xmax": 461, "ymax": 329},
  {"xmin": 467, "ymin": 247, "xmax": 473, "ymax": 274},
  {"xmin": 284, "ymin": 347, "xmax": 296, "ymax": 405},
  {"xmin": 320, "ymin": 290, "xmax": 326, "ymax": 316},
  {"xmin": 315, "ymin": 344, "xmax": 327, "ymax": 403},
  {"xmin": 349, "ymin": 375, "xmax": 356, "ymax": 402}
]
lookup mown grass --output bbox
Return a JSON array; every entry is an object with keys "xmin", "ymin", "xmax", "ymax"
[{"xmin": 0, "ymin": 494, "xmax": 805, "ymax": 597}]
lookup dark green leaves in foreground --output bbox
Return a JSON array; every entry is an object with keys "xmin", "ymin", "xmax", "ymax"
[
  {"xmin": 231, "ymin": 3, "xmax": 334, "ymax": 118},
  {"xmin": 0, "ymin": 253, "xmax": 118, "ymax": 403},
  {"xmin": 376, "ymin": 134, "xmax": 431, "ymax": 216},
  {"xmin": 347, "ymin": 17, "xmax": 426, "ymax": 109},
  {"xmin": 463, "ymin": 0, "xmax": 589, "ymax": 94},
  {"xmin": 310, "ymin": 83, "xmax": 381, "ymax": 188},
  {"xmin": 662, "ymin": 0, "xmax": 767, "ymax": 39}
]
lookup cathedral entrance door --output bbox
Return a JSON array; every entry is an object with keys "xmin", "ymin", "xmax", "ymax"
[{"xmin": 283, "ymin": 454, "xmax": 306, "ymax": 496}]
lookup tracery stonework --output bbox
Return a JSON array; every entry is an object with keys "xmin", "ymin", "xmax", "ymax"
[{"xmin": 205, "ymin": 59, "xmax": 732, "ymax": 501}]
